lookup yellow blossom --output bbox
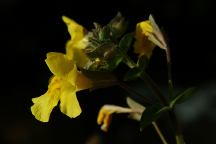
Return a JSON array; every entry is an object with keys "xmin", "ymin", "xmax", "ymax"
[
  {"xmin": 62, "ymin": 16, "xmax": 90, "ymax": 68},
  {"xmin": 97, "ymin": 105, "xmax": 133, "ymax": 132},
  {"xmin": 135, "ymin": 15, "xmax": 167, "ymax": 57},
  {"xmin": 134, "ymin": 20, "xmax": 155, "ymax": 58},
  {"xmin": 31, "ymin": 52, "xmax": 92, "ymax": 122},
  {"xmin": 97, "ymin": 98, "xmax": 145, "ymax": 132}
]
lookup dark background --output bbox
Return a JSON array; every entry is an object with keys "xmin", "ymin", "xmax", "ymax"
[{"xmin": 1, "ymin": 0, "xmax": 216, "ymax": 144}]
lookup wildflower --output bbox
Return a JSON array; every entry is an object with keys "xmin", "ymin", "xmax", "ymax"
[
  {"xmin": 134, "ymin": 15, "xmax": 168, "ymax": 58},
  {"xmin": 31, "ymin": 52, "xmax": 92, "ymax": 122},
  {"xmin": 97, "ymin": 105, "xmax": 133, "ymax": 132},
  {"xmin": 62, "ymin": 16, "xmax": 90, "ymax": 68},
  {"xmin": 137, "ymin": 15, "xmax": 167, "ymax": 50},
  {"xmin": 97, "ymin": 97, "xmax": 144, "ymax": 132}
]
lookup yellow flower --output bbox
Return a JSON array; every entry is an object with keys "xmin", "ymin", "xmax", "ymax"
[
  {"xmin": 97, "ymin": 98, "xmax": 145, "ymax": 132},
  {"xmin": 62, "ymin": 16, "xmax": 90, "ymax": 68},
  {"xmin": 134, "ymin": 20, "xmax": 156, "ymax": 58},
  {"xmin": 134, "ymin": 15, "xmax": 168, "ymax": 58},
  {"xmin": 97, "ymin": 105, "xmax": 133, "ymax": 132},
  {"xmin": 31, "ymin": 52, "xmax": 92, "ymax": 122}
]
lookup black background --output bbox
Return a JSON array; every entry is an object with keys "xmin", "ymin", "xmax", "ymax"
[{"xmin": 1, "ymin": 0, "xmax": 216, "ymax": 144}]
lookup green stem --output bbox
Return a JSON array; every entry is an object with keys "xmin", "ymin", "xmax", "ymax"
[
  {"xmin": 140, "ymin": 73, "xmax": 184, "ymax": 144},
  {"xmin": 152, "ymin": 122, "xmax": 169, "ymax": 144},
  {"xmin": 165, "ymin": 47, "xmax": 184, "ymax": 144},
  {"xmin": 169, "ymin": 110, "xmax": 184, "ymax": 144},
  {"xmin": 166, "ymin": 48, "xmax": 173, "ymax": 98}
]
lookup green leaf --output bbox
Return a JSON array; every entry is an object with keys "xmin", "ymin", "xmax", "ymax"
[
  {"xmin": 169, "ymin": 87, "xmax": 196, "ymax": 108},
  {"xmin": 140, "ymin": 105, "xmax": 170, "ymax": 130},
  {"xmin": 118, "ymin": 33, "xmax": 134, "ymax": 54},
  {"xmin": 123, "ymin": 55, "xmax": 148, "ymax": 81},
  {"xmin": 99, "ymin": 26, "xmax": 111, "ymax": 41}
]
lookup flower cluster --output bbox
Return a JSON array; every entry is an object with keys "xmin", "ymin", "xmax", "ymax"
[
  {"xmin": 31, "ymin": 12, "xmax": 194, "ymax": 144},
  {"xmin": 31, "ymin": 13, "xmax": 164, "ymax": 122}
]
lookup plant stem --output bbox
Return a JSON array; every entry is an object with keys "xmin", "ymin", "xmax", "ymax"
[
  {"xmin": 165, "ymin": 47, "xmax": 184, "ymax": 144},
  {"xmin": 140, "ymin": 73, "xmax": 184, "ymax": 144},
  {"xmin": 168, "ymin": 110, "xmax": 185, "ymax": 144},
  {"xmin": 165, "ymin": 48, "xmax": 173, "ymax": 98},
  {"xmin": 152, "ymin": 122, "xmax": 169, "ymax": 144}
]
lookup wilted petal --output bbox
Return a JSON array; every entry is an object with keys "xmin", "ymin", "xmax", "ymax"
[
  {"xmin": 126, "ymin": 97, "xmax": 145, "ymax": 111},
  {"xmin": 126, "ymin": 97, "xmax": 145, "ymax": 121},
  {"xmin": 59, "ymin": 81, "xmax": 81, "ymax": 118},
  {"xmin": 45, "ymin": 52, "xmax": 74, "ymax": 77},
  {"xmin": 149, "ymin": 15, "xmax": 167, "ymax": 49}
]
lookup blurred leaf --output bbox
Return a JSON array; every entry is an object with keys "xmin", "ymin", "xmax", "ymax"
[
  {"xmin": 140, "ymin": 105, "xmax": 170, "ymax": 130},
  {"xmin": 123, "ymin": 55, "xmax": 148, "ymax": 81},
  {"xmin": 119, "ymin": 33, "xmax": 134, "ymax": 54},
  {"xmin": 169, "ymin": 87, "xmax": 196, "ymax": 108}
]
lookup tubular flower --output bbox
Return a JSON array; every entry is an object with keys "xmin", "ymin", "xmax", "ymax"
[
  {"xmin": 62, "ymin": 16, "xmax": 90, "ymax": 68},
  {"xmin": 97, "ymin": 105, "xmax": 133, "ymax": 132},
  {"xmin": 135, "ymin": 15, "xmax": 167, "ymax": 53},
  {"xmin": 31, "ymin": 52, "xmax": 92, "ymax": 122},
  {"xmin": 97, "ymin": 98, "xmax": 145, "ymax": 132}
]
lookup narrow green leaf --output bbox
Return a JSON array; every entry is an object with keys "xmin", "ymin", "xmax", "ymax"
[
  {"xmin": 140, "ymin": 105, "xmax": 170, "ymax": 130},
  {"xmin": 169, "ymin": 87, "xmax": 196, "ymax": 108}
]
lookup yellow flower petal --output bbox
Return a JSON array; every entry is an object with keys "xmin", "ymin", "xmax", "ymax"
[
  {"xmin": 62, "ymin": 16, "xmax": 86, "ymax": 42},
  {"xmin": 62, "ymin": 16, "xmax": 89, "ymax": 68},
  {"xmin": 45, "ymin": 52, "xmax": 74, "ymax": 77},
  {"xmin": 59, "ymin": 81, "xmax": 81, "ymax": 118},
  {"xmin": 66, "ymin": 40, "xmax": 90, "ymax": 68},
  {"xmin": 134, "ymin": 22, "xmax": 155, "ymax": 58},
  {"xmin": 31, "ymin": 91, "xmax": 60, "ymax": 122},
  {"xmin": 65, "ymin": 64, "xmax": 78, "ymax": 86},
  {"xmin": 100, "ymin": 114, "xmax": 112, "ymax": 132},
  {"xmin": 138, "ymin": 20, "xmax": 153, "ymax": 36},
  {"xmin": 31, "ymin": 76, "xmax": 62, "ymax": 122}
]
